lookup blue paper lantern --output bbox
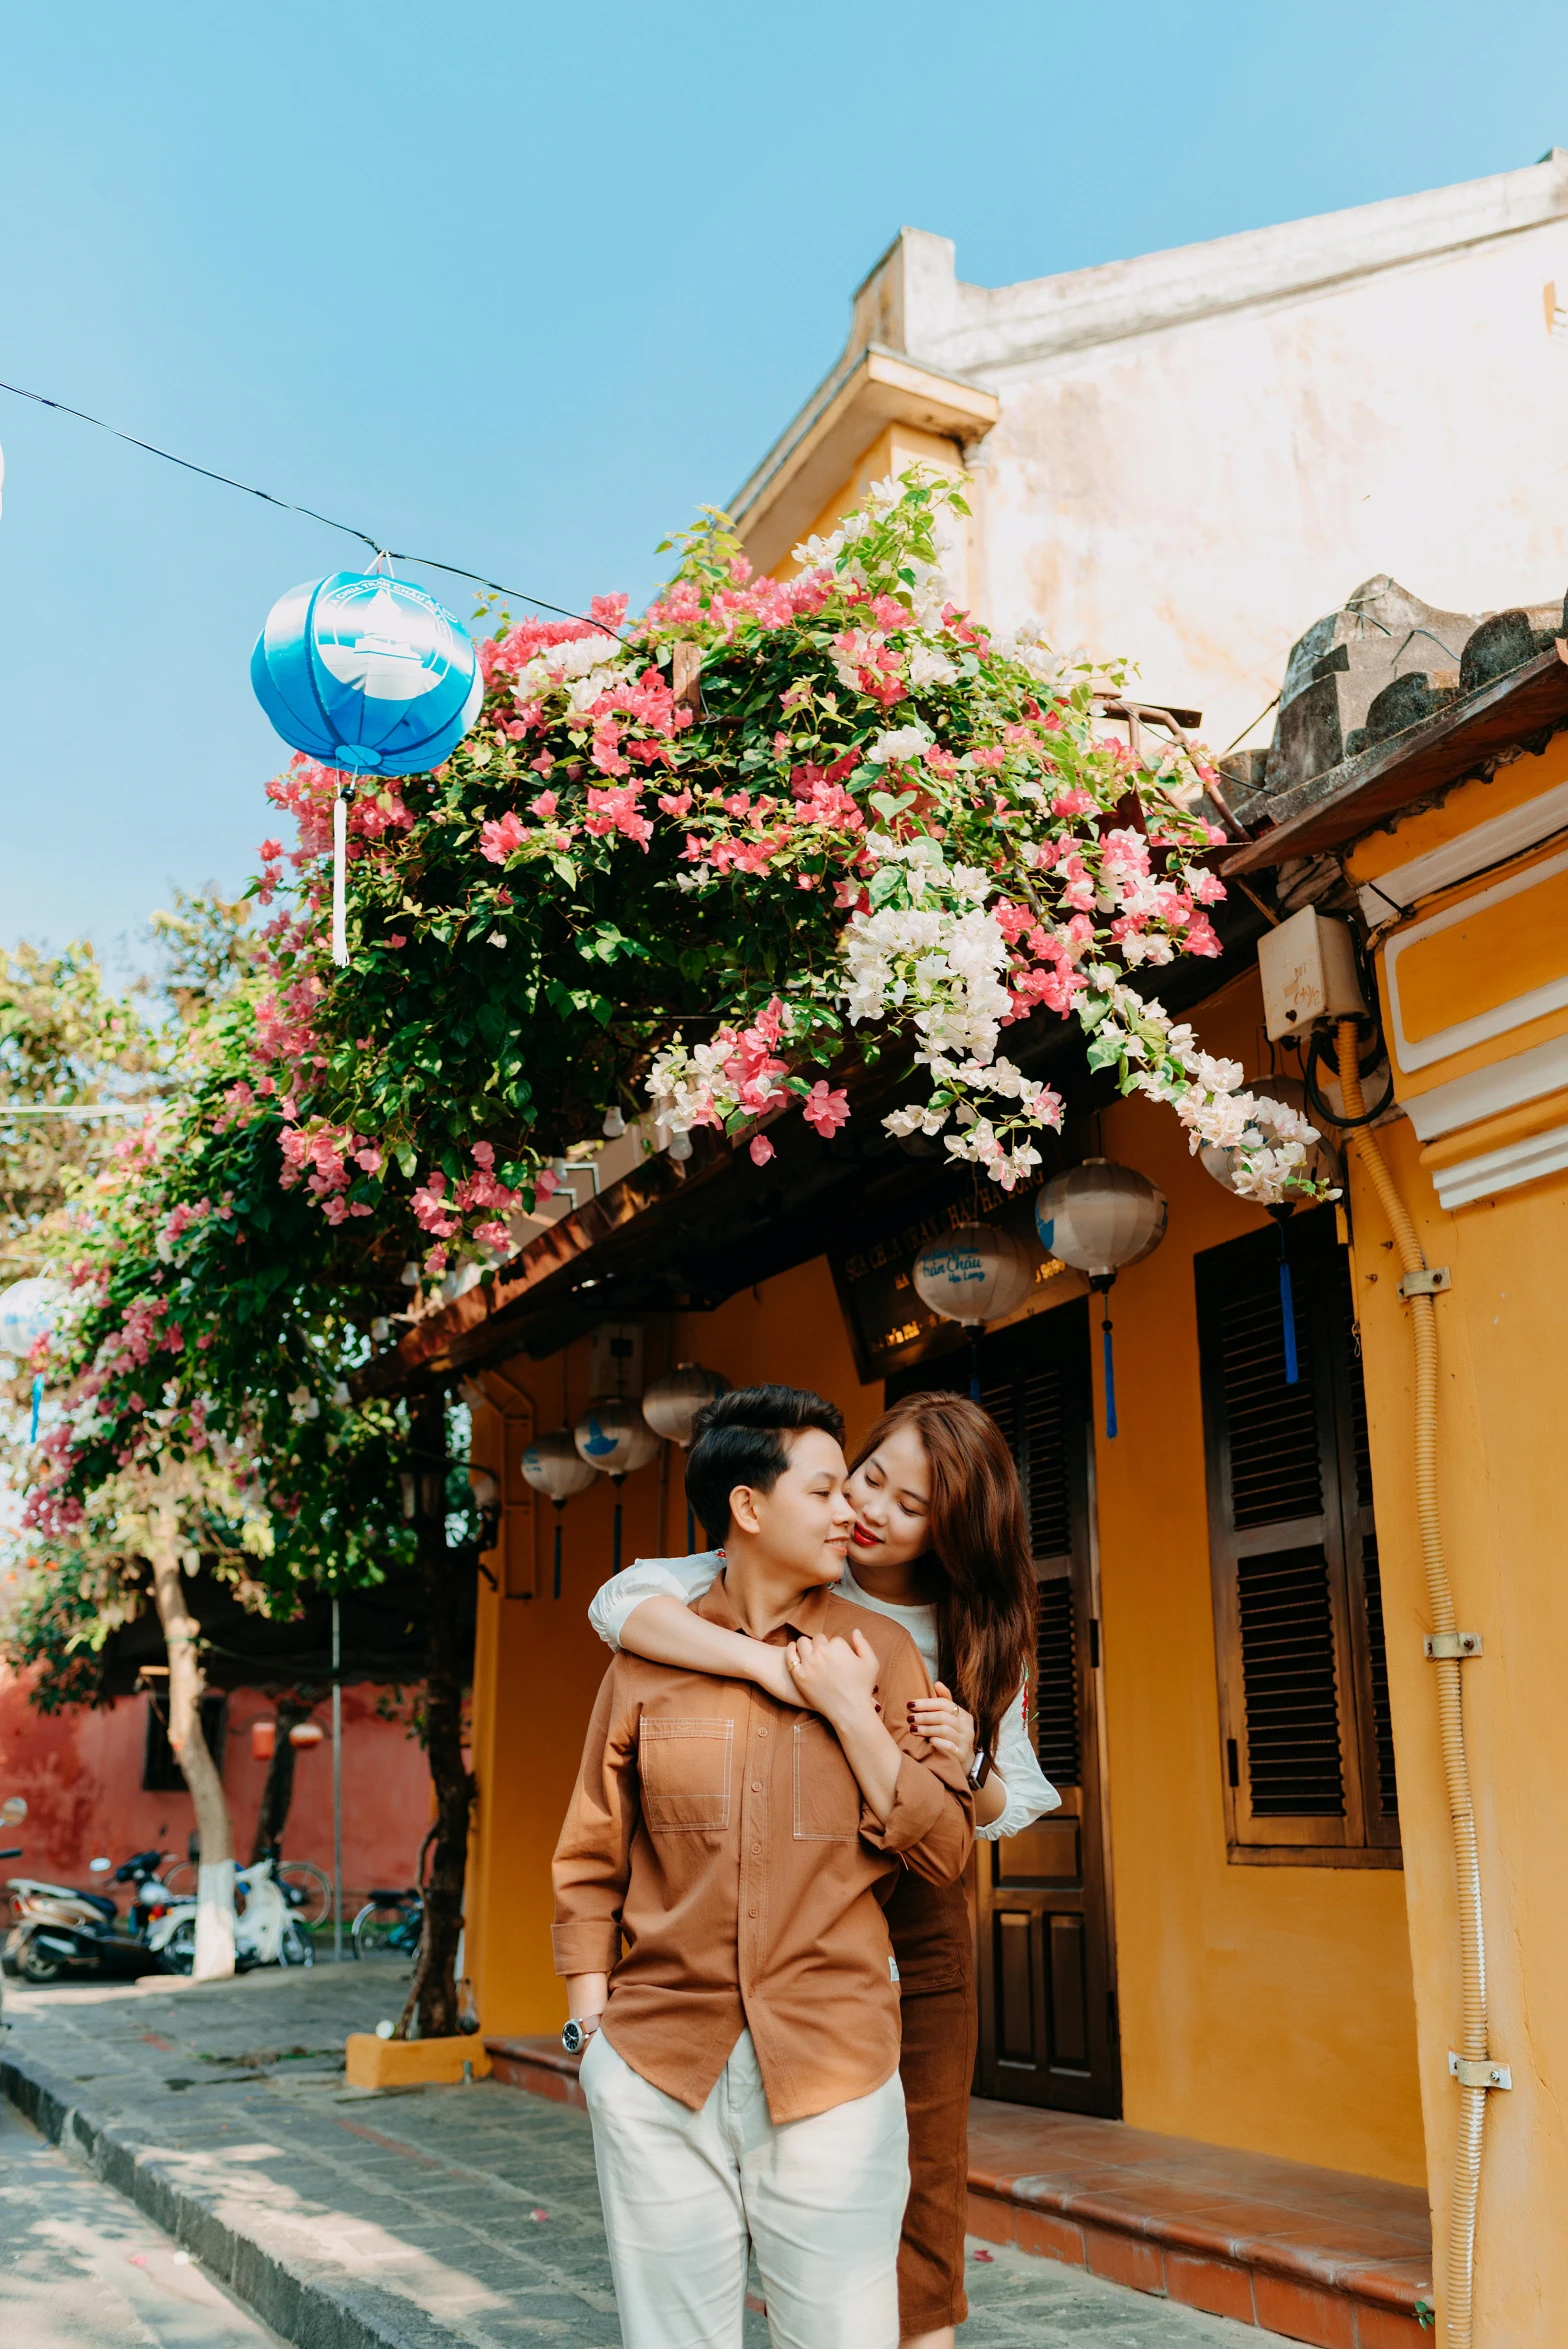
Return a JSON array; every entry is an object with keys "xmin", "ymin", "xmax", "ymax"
[
  {"xmin": 0, "ymin": 1277, "xmax": 63, "ymax": 1360},
  {"xmin": 0, "ymin": 1277, "xmax": 64, "ymax": 1443},
  {"xmin": 251, "ymin": 569, "xmax": 484, "ymax": 777}
]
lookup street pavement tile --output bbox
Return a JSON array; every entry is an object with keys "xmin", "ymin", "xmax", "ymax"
[{"xmin": 5, "ymin": 1968, "xmax": 1300, "ymax": 2346}]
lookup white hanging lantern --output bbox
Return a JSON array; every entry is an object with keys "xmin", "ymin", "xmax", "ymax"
[
  {"xmin": 641, "ymin": 1363, "xmax": 729, "ymax": 1448},
  {"xmin": 574, "ymin": 1396, "xmax": 661, "ymax": 1478},
  {"xmin": 1198, "ymin": 1075, "xmax": 1341, "ymax": 1197},
  {"xmin": 911, "ymin": 1222, "xmax": 1037, "ymax": 1403},
  {"xmin": 912, "ymin": 1224, "xmax": 1035, "ymax": 1330},
  {"xmin": 1033, "ymin": 1160, "xmax": 1167, "ymax": 1440},
  {"xmin": 574, "ymin": 1397, "xmax": 661, "ymax": 1573},
  {"xmin": 521, "ymin": 1429, "xmax": 598, "ymax": 1505},
  {"xmin": 1033, "ymin": 1160, "xmax": 1167, "ymax": 1278}
]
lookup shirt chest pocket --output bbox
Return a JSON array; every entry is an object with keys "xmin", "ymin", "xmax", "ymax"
[
  {"xmin": 793, "ymin": 1719, "xmax": 863, "ymax": 1842},
  {"xmin": 640, "ymin": 1718, "xmax": 734, "ymax": 1832}
]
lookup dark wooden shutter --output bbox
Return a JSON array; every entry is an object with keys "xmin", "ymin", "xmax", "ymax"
[{"xmin": 1196, "ymin": 1207, "xmax": 1399, "ymax": 1864}]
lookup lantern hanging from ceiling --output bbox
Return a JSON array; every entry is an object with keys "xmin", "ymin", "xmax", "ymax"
[
  {"xmin": 251, "ymin": 567, "xmax": 484, "ymax": 966},
  {"xmin": 641, "ymin": 1364, "xmax": 729, "ymax": 1448},
  {"xmin": 574, "ymin": 1397, "xmax": 663, "ymax": 1574},
  {"xmin": 643, "ymin": 1363, "xmax": 730, "ymax": 1551},
  {"xmin": 912, "ymin": 1223, "xmax": 1037, "ymax": 1401},
  {"xmin": 1199, "ymin": 1076, "xmax": 1340, "ymax": 1389},
  {"xmin": 1034, "ymin": 1161, "xmax": 1167, "ymax": 1440},
  {"xmin": 522, "ymin": 1430, "xmax": 599, "ymax": 1598},
  {"xmin": 0, "ymin": 1276, "xmax": 64, "ymax": 1442}
]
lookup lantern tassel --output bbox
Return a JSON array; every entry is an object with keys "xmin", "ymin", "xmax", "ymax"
[
  {"xmin": 613, "ymin": 1490, "xmax": 624, "ymax": 1575},
  {"xmin": 1093, "ymin": 1275, "xmax": 1119, "ymax": 1440},
  {"xmin": 1268, "ymin": 1206, "xmax": 1299, "ymax": 1386},
  {"xmin": 331, "ymin": 789, "xmax": 348, "ymax": 967},
  {"xmin": 553, "ymin": 1508, "xmax": 563, "ymax": 1600},
  {"xmin": 969, "ymin": 1326, "xmax": 982, "ymax": 1404},
  {"xmin": 29, "ymin": 1373, "xmax": 42, "ymax": 1443},
  {"xmin": 1279, "ymin": 1254, "xmax": 1299, "ymax": 1386}
]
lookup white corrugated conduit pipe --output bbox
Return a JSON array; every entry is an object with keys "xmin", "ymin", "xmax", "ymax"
[{"xmin": 1336, "ymin": 1018, "xmax": 1498, "ymax": 2349}]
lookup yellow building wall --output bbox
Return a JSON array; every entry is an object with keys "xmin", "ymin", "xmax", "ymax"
[
  {"xmin": 1093, "ymin": 970, "xmax": 1424, "ymax": 2186},
  {"xmin": 771, "ymin": 421, "xmax": 973, "ymax": 596},
  {"xmin": 1340, "ymin": 760, "xmax": 1568, "ymax": 2340}
]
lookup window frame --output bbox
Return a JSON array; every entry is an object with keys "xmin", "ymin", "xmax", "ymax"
[{"xmin": 1196, "ymin": 1209, "xmax": 1401, "ymax": 1870}]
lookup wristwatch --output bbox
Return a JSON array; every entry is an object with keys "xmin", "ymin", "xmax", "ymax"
[
  {"xmin": 967, "ymin": 1748, "xmax": 993, "ymax": 1792},
  {"xmin": 561, "ymin": 2014, "xmax": 601, "ymax": 2055}
]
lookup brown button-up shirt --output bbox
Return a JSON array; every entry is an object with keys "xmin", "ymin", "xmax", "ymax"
[{"xmin": 552, "ymin": 1577, "xmax": 974, "ymax": 2124}]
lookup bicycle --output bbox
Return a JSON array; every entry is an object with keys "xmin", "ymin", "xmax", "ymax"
[
  {"xmin": 159, "ymin": 1852, "xmax": 333, "ymax": 1927},
  {"xmin": 350, "ymin": 1886, "xmax": 423, "ymax": 1959}
]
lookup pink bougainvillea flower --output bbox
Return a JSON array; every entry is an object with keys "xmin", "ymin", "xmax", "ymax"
[
  {"xmin": 748, "ymin": 1133, "xmax": 775, "ymax": 1167},
  {"xmin": 480, "ymin": 812, "xmax": 527, "ymax": 864},
  {"xmin": 801, "ymin": 1082, "xmax": 850, "ymax": 1138}
]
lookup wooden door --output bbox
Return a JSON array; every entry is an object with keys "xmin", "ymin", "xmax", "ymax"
[{"xmin": 889, "ymin": 1299, "xmax": 1122, "ymax": 2116}]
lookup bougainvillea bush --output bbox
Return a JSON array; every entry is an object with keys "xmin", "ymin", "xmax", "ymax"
[{"xmin": 27, "ymin": 468, "xmax": 1319, "ymax": 1565}]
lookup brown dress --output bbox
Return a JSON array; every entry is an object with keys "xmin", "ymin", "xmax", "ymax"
[{"xmin": 885, "ymin": 1869, "xmax": 976, "ymax": 2334}]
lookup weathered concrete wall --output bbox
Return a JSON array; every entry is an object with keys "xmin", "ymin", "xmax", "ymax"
[
  {"xmin": 0, "ymin": 1669, "xmax": 432, "ymax": 1904},
  {"xmin": 765, "ymin": 154, "xmax": 1568, "ymax": 755}
]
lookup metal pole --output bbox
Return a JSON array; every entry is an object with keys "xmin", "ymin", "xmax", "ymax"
[{"xmin": 332, "ymin": 1596, "xmax": 343, "ymax": 1965}]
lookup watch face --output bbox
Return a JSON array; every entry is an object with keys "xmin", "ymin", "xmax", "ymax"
[{"xmin": 562, "ymin": 2020, "xmax": 583, "ymax": 2053}]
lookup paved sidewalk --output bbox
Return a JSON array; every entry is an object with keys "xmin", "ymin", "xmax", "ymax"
[
  {"xmin": 0, "ymin": 2093, "xmax": 284, "ymax": 2346},
  {"xmin": 1, "ymin": 1964, "xmax": 1296, "ymax": 2346}
]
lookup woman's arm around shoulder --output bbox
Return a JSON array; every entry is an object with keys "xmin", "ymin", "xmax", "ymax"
[
  {"xmin": 588, "ymin": 1550, "xmax": 797, "ymax": 1706},
  {"xmin": 587, "ymin": 1552, "xmax": 722, "ymax": 1650}
]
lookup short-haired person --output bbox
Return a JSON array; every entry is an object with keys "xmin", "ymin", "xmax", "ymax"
[
  {"xmin": 552, "ymin": 1386, "xmax": 974, "ymax": 2349},
  {"xmin": 587, "ymin": 1391, "xmax": 1056, "ymax": 2349}
]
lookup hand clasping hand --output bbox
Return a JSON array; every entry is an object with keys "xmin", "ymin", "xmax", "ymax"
[
  {"xmin": 785, "ymin": 1628, "xmax": 881, "ymax": 1728},
  {"xmin": 905, "ymin": 1680, "xmax": 977, "ymax": 1774}
]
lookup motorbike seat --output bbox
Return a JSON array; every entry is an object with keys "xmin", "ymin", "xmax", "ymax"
[
  {"xmin": 366, "ymin": 1888, "xmax": 413, "ymax": 1905},
  {"xmin": 75, "ymin": 1891, "xmax": 118, "ymax": 1920}
]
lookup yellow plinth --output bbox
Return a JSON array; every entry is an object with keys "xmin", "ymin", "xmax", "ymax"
[{"xmin": 344, "ymin": 2031, "xmax": 492, "ymax": 2088}]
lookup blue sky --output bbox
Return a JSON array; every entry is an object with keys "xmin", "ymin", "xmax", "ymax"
[{"xmin": 0, "ymin": 1, "xmax": 1562, "ymax": 971}]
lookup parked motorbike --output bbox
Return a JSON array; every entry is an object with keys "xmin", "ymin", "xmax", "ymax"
[
  {"xmin": 146, "ymin": 1854, "xmax": 312, "ymax": 1974},
  {"xmin": 0, "ymin": 1795, "xmax": 24, "ymax": 2023},
  {"xmin": 3, "ymin": 1845, "xmax": 166, "ymax": 1984}
]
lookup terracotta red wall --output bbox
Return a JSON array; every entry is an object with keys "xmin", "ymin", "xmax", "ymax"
[{"xmin": 0, "ymin": 1666, "xmax": 433, "ymax": 1906}]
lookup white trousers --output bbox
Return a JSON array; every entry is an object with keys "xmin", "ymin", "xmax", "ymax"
[{"xmin": 581, "ymin": 2027, "xmax": 909, "ymax": 2349}]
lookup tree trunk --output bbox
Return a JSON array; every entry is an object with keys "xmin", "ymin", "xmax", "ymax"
[
  {"xmin": 398, "ymin": 1391, "xmax": 472, "ymax": 2040},
  {"xmin": 249, "ymin": 1693, "xmax": 313, "ymax": 1865},
  {"xmin": 147, "ymin": 1499, "xmax": 235, "ymax": 1980}
]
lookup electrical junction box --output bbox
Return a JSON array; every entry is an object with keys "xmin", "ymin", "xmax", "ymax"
[{"xmin": 1258, "ymin": 906, "xmax": 1368, "ymax": 1041}]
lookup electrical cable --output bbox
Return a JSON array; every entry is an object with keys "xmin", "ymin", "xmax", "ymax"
[{"xmin": 0, "ymin": 376, "xmax": 623, "ymax": 636}]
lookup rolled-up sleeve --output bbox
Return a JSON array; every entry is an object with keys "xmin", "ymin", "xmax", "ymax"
[
  {"xmin": 551, "ymin": 1666, "xmax": 640, "ymax": 1976},
  {"xmin": 858, "ymin": 1638, "xmax": 974, "ymax": 1885}
]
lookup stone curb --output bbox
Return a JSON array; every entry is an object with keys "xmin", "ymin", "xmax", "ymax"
[{"xmin": 1, "ymin": 2038, "xmax": 471, "ymax": 2349}]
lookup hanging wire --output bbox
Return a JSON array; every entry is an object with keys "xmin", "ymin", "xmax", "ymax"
[{"xmin": 0, "ymin": 376, "xmax": 625, "ymax": 637}]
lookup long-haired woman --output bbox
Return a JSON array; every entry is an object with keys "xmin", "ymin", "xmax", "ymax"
[{"xmin": 585, "ymin": 1389, "xmax": 1056, "ymax": 2349}]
